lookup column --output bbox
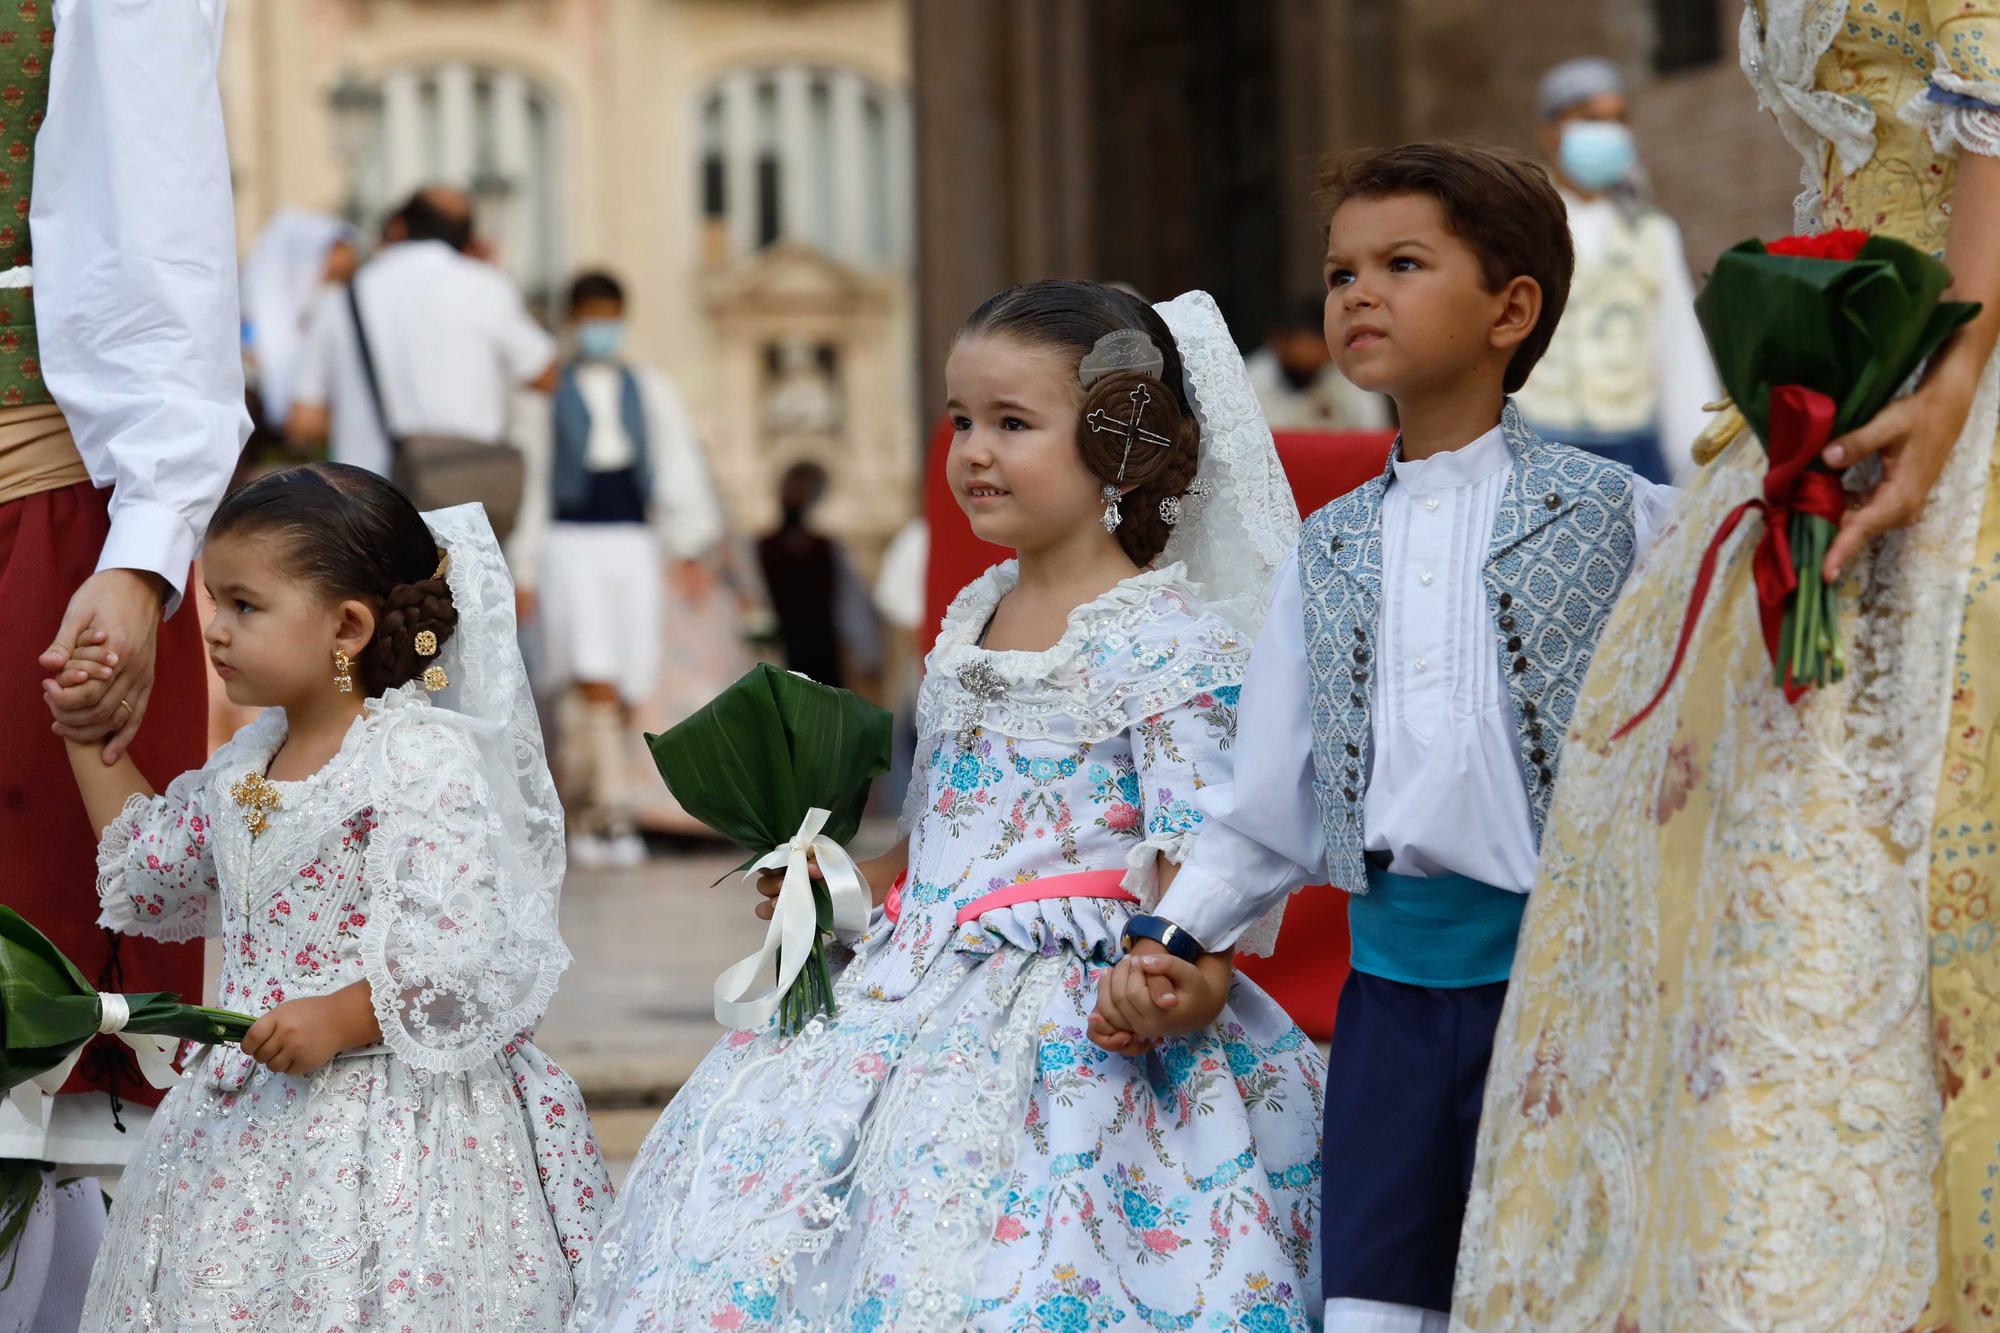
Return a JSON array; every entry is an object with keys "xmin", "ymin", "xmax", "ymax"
[
  {"xmin": 775, "ymin": 63, "xmax": 812, "ymax": 245},
  {"xmin": 489, "ymin": 70, "xmax": 534, "ymax": 288},
  {"xmin": 828, "ymin": 69, "xmax": 867, "ymax": 266},
  {"xmin": 721, "ymin": 69, "xmax": 759, "ymax": 261},
  {"xmin": 381, "ymin": 67, "xmax": 425, "ymax": 201},
  {"xmin": 436, "ymin": 61, "xmax": 475, "ymax": 188},
  {"xmin": 883, "ymin": 88, "xmax": 913, "ymax": 270}
]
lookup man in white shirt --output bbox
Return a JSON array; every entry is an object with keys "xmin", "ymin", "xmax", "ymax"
[
  {"xmin": 289, "ymin": 187, "xmax": 558, "ymax": 476},
  {"xmin": 1513, "ymin": 56, "xmax": 1720, "ymax": 484},
  {"xmin": 9, "ymin": 3, "xmax": 250, "ymax": 1326}
]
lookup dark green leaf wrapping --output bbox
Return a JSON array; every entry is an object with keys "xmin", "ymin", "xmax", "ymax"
[
  {"xmin": 0, "ymin": 908, "xmax": 254, "ymax": 1096},
  {"xmin": 1696, "ymin": 235, "xmax": 1980, "ymax": 444}
]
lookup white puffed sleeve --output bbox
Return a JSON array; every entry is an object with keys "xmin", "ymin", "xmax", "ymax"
[
  {"xmin": 95, "ymin": 764, "xmax": 221, "ymax": 944},
  {"xmin": 360, "ymin": 711, "xmax": 571, "ymax": 1074},
  {"xmin": 1118, "ymin": 684, "xmax": 1243, "ymax": 911}
]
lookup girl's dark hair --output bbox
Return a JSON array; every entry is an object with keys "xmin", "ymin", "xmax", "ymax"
[
  {"xmin": 958, "ymin": 279, "xmax": 1200, "ymax": 565},
  {"xmin": 206, "ymin": 463, "xmax": 459, "ymax": 696}
]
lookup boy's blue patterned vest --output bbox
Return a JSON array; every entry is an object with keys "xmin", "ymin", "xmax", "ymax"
[{"xmin": 1298, "ymin": 401, "xmax": 1639, "ymax": 892}]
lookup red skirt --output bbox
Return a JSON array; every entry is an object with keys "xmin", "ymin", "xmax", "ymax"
[{"xmin": 0, "ymin": 480, "xmax": 207, "ymax": 1106}]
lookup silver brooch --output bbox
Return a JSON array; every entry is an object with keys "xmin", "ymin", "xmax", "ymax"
[{"xmin": 957, "ymin": 660, "xmax": 1009, "ymax": 701}]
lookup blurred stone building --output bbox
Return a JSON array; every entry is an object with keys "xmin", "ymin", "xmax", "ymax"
[
  {"xmin": 219, "ymin": 0, "xmax": 1795, "ymax": 551},
  {"xmin": 221, "ymin": 0, "xmax": 918, "ymax": 560}
]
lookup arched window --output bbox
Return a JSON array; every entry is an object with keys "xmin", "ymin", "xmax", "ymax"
[
  {"xmin": 696, "ymin": 63, "xmax": 911, "ymax": 271},
  {"xmin": 331, "ymin": 63, "xmax": 564, "ymax": 310}
]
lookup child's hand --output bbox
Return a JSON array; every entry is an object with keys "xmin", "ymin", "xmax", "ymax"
[
  {"xmin": 1088, "ymin": 943, "xmax": 1234, "ymax": 1053},
  {"xmin": 241, "ymin": 982, "xmax": 381, "ymax": 1076},
  {"xmin": 41, "ymin": 629, "xmax": 118, "ymax": 721}
]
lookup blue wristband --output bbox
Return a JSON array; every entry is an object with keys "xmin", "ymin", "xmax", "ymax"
[{"xmin": 1122, "ymin": 913, "xmax": 1207, "ymax": 962}]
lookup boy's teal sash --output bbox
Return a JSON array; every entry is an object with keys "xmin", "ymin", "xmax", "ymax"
[{"xmin": 1349, "ymin": 867, "xmax": 1526, "ymax": 989}]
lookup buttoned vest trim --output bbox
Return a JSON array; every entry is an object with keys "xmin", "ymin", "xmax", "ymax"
[{"xmin": 1297, "ymin": 400, "xmax": 1638, "ymax": 892}]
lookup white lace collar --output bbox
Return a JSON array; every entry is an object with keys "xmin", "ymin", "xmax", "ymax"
[
  {"xmin": 920, "ymin": 560, "xmax": 1248, "ymax": 746},
  {"xmin": 224, "ymin": 682, "xmax": 431, "ymax": 792}
]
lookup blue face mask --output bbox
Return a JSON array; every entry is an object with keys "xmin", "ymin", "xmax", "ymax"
[
  {"xmin": 576, "ymin": 319, "xmax": 626, "ymax": 362},
  {"xmin": 1558, "ymin": 120, "xmax": 1636, "ymax": 192}
]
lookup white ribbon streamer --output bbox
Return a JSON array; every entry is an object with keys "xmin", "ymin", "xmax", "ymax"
[
  {"xmin": 5, "ymin": 992, "xmax": 185, "ymax": 1125},
  {"xmin": 713, "ymin": 806, "xmax": 870, "ymax": 1031}
]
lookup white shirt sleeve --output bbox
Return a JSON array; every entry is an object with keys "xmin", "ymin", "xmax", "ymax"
[
  {"xmin": 1153, "ymin": 547, "xmax": 1326, "ymax": 951},
  {"xmin": 35, "ymin": 0, "xmax": 249, "ymax": 611},
  {"xmin": 504, "ymin": 385, "xmax": 553, "ymax": 586},
  {"xmin": 1649, "ymin": 216, "xmax": 1722, "ymax": 484},
  {"xmin": 1632, "ymin": 474, "xmax": 1678, "ymax": 557},
  {"xmin": 289, "ymin": 288, "xmax": 343, "ymax": 411},
  {"xmin": 489, "ymin": 276, "xmax": 556, "ymax": 387},
  {"xmin": 641, "ymin": 367, "xmax": 724, "ymax": 560}
]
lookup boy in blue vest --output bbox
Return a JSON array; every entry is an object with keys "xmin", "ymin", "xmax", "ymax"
[
  {"xmin": 513, "ymin": 270, "xmax": 724, "ymax": 866},
  {"xmin": 1090, "ymin": 143, "xmax": 1674, "ymax": 1332}
]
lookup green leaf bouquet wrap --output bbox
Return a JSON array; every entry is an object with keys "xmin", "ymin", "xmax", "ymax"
[{"xmin": 646, "ymin": 664, "xmax": 893, "ymax": 1036}]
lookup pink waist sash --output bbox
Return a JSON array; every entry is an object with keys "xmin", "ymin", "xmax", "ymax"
[{"xmin": 882, "ymin": 868, "xmax": 1141, "ymax": 927}]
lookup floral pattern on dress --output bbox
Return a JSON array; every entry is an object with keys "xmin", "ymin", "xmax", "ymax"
[
  {"xmin": 567, "ymin": 564, "xmax": 1323, "ymax": 1332},
  {"xmin": 84, "ymin": 690, "xmax": 609, "ymax": 1332}
]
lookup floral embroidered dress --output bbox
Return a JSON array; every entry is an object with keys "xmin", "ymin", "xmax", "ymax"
[
  {"xmin": 569, "ymin": 562, "xmax": 1326, "ymax": 1333},
  {"xmin": 81, "ymin": 684, "xmax": 611, "ymax": 1332},
  {"xmin": 1451, "ymin": 3, "xmax": 2000, "ymax": 1329}
]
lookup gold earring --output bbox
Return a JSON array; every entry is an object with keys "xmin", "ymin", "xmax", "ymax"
[{"xmin": 333, "ymin": 649, "xmax": 354, "ymax": 694}]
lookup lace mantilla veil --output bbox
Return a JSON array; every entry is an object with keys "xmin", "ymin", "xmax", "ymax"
[
  {"xmin": 367, "ymin": 503, "xmax": 569, "ymax": 1066},
  {"xmin": 1153, "ymin": 290, "xmax": 1300, "ymax": 638}
]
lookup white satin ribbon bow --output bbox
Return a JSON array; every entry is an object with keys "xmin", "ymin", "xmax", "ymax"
[
  {"xmin": 714, "ymin": 806, "xmax": 869, "ymax": 1031},
  {"xmin": 6, "ymin": 993, "xmax": 182, "ymax": 1124}
]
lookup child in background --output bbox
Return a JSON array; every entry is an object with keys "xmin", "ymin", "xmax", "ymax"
[{"xmin": 512, "ymin": 270, "xmax": 724, "ymax": 866}]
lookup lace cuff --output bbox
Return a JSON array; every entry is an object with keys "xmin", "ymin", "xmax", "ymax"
[
  {"xmin": 1902, "ymin": 64, "xmax": 2000, "ymax": 158},
  {"xmin": 94, "ymin": 787, "xmax": 219, "ymax": 944}
]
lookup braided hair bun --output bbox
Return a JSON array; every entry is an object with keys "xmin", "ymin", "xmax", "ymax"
[
  {"xmin": 1074, "ymin": 371, "xmax": 1201, "ymax": 565},
  {"xmin": 959, "ymin": 279, "xmax": 1204, "ymax": 566},
  {"xmin": 359, "ymin": 574, "xmax": 459, "ymax": 695},
  {"xmin": 206, "ymin": 462, "xmax": 462, "ymax": 698}
]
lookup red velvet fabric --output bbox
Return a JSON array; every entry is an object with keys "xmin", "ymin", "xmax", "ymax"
[
  {"xmin": 920, "ymin": 419, "xmax": 1397, "ymax": 1039},
  {"xmin": 0, "ymin": 479, "xmax": 208, "ymax": 1105}
]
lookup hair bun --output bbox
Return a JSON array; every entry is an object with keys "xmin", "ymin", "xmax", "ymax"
[
  {"xmin": 1076, "ymin": 369, "xmax": 1201, "ymax": 564},
  {"xmin": 358, "ymin": 575, "xmax": 460, "ymax": 695}
]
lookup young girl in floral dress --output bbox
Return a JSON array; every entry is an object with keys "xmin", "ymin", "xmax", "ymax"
[
  {"xmin": 53, "ymin": 466, "xmax": 609, "ymax": 1331},
  {"xmin": 568, "ymin": 282, "xmax": 1325, "ymax": 1332}
]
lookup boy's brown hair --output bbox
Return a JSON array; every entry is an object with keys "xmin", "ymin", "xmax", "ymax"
[{"xmin": 1317, "ymin": 142, "xmax": 1574, "ymax": 394}]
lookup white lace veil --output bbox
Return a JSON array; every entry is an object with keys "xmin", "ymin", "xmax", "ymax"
[
  {"xmin": 352, "ymin": 502, "xmax": 569, "ymax": 1073},
  {"xmin": 421, "ymin": 503, "xmax": 567, "ymax": 904},
  {"xmin": 1153, "ymin": 291, "xmax": 1300, "ymax": 636}
]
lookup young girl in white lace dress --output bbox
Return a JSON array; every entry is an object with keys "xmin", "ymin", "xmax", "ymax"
[
  {"xmin": 568, "ymin": 283, "xmax": 1325, "ymax": 1332},
  {"xmin": 53, "ymin": 465, "xmax": 609, "ymax": 1331}
]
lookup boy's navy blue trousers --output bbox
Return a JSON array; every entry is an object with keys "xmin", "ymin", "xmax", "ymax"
[{"xmin": 1319, "ymin": 969, "xmax": 1509, "ymax": 1314}]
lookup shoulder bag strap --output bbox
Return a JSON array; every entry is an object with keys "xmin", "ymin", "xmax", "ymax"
[{"xmin": 345, "ymin": 282, "xmax": 403, "ymax": 455}]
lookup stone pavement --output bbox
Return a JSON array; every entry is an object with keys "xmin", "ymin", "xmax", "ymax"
[{"xmin": 534, "ymin": 817, "xmax": 901, "ymax": 1181}]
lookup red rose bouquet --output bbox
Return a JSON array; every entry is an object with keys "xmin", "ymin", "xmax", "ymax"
[{"xmin": 1616, "ymin": 230, "xmax": 1980, "ymax": 737}]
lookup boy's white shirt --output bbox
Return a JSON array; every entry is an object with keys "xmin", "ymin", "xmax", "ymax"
[
  {"xmin": 1154, "ymin": 425, "xmax": 1675, "ymax": 951},
  {"xmin": 507, "ymin": 360, "xmax": 726, "ymax": 584}
]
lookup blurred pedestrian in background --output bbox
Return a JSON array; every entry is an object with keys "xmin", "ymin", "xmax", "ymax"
[
  {"xmin": 513, "ymin": 269, "xmax": 724, "ymax": 866},
  {"xmin": 287, "ymin": 187, "xmax": 556, "ymax": 528},
  {"xmin": 756, "ymin": 460, "xmax": 880, "ymax": 693},
  {"xmin": 240, "ymin": 209, "xmax": 356, "ymax": 439},
  {"xmin": 1514, "ymin": 56, "xmax": 1719, "ymax": 483},
  {"xmin": 1245, "ymin": 295, "xmax": 1392, "ymax": 431}
]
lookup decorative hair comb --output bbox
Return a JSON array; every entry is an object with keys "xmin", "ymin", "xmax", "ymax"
[{"xmin": 1077, "ymin": 329, "xmax": 1164, "ymax": 388}]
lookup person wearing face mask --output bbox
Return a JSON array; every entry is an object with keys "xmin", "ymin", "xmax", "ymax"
[
  {"xmin": 511, "ymin": 269, "xmax": 724, "ymax": 867},
  {"xmin": 1245, "ymin": 295, "xmax": 1394, "ymax": 431},
  {"xmin": 1514, "ymin": 56, "xmax": 1719, "ymax": 484}
]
